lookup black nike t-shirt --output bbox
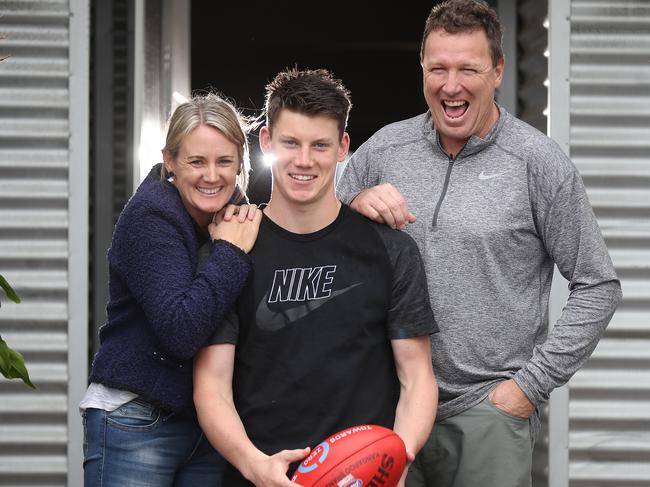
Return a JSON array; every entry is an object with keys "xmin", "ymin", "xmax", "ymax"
[{"xmin": 210, "ymin": 204, "xmax": 436, "ymax": 462}]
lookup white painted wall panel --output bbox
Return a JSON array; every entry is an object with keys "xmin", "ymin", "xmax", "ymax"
[
  {"xmin": 567, "ymin": 1, "xmax": 650, "ymax": 486},
  {"xmin": 0, "ymin": 0, "xmax": 88, "ymax": 485}
]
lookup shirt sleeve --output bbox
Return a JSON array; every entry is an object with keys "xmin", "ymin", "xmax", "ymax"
[
  {"xmin": 374, "ymin": 226, "xmax": 438, "ymax": 340},
  {"xmin": 514, "ymin": 163, "xmax": 622, "ymax": 406},
  {"xmin": 206, "ymin": 309, "xmax": 240, "ymax": 345},
  {"xmin": 336, "ymin": 141, "xmax": 376, "ymax": 205}
]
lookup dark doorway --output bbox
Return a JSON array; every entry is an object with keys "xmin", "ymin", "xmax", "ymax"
[{"xmin": 191, "ymin": 2, "xmax": 438, "ymax": 204}]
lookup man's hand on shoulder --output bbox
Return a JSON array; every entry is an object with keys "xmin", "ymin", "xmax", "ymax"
[
  {"xmin": 488, "ymin": 379, "xmax": 535, "ymax": 418},
  {"xmin": 350, "ymin": 183, "xmax": 416, "ymax": 230}
]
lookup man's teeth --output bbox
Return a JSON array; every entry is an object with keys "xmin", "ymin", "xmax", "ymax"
[
  {"xmin": 291, "ymin": 174, "xmax": 315, "ymax": 181},
  {"xmin": 197, "ymin": 187, "xmax": 221, "ymax": 195},
  {"xmin": 444, "ymin": 100, "xmax": 466, "ymax": 107}
]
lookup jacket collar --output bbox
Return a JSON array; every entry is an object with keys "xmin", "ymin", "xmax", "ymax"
[{"xmin": 422, "ymin": 103, "xmax": 508, "ymax": 160}]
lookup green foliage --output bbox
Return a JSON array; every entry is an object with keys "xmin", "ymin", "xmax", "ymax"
[
  {"xmin": 0, "ymin": 274, "xmax": 35, "ymax": 388},
  {"xmin": 0, "ymin": 335, "xmax": 35, "ymax": 388},
  {"xmin": 0, "ymin": 274, "xmax": 21, "ymax": 304}
]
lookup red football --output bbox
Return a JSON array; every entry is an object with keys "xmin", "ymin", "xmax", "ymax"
[{"xmin": 291, "ymin": 424, "xmax": 406, "ymax": 487}]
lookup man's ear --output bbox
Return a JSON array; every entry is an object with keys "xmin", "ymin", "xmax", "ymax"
[
  {"xmin": 259, "ymin": 126, "xmax": 271, "ymax": 153},
  {"xmin": 493, "ymin": 56, "xmax": 505, "ymax": 89},
  {"xmin": 337, "ymin": 132, "xmax": 350, "ymax": 162}
]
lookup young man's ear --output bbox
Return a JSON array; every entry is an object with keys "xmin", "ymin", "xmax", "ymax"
[
  {"xmin": 337, "ymin": 132, "xmax": 350, "ymax": 162},
  {"xmin": 259, "ymin": 126, "xmax": 271, "ymax": 153}
]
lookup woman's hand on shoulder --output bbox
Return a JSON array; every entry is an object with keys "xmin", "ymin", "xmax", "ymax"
[
  {"xmin": 221, "ymin": 203, "xmax": 260, "ymax": 223},
  {"xmin": 209, "ymin": 205, "xmax": 262, "ymax": 253}
]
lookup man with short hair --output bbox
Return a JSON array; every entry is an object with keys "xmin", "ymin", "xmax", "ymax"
[
  {"xmin": 337, "ymin": 1, "xmax": 622, "ymax": 486},
  {"xmin": 194, "ymin": 68, "xmax": 438, "ymax": 487}
]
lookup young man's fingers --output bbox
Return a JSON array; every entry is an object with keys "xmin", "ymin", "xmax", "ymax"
[{"xmin": 280, "ymin": 447, "xmax": 311, "ymax": 464}]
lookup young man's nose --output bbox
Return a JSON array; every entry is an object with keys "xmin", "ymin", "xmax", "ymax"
[{"xmin": 294, "ymin": 147, "xmax": 313, "ymax": 167}]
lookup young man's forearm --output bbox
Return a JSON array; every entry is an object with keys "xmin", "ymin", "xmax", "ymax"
[{"xmin": 391, "ymin": 336, "xmax": 438, "ymax": 457}]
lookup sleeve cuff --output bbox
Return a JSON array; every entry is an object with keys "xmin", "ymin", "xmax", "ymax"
[
  {"xmin": 211, "ymin": 239, "xmax": 252, "ymax": 265},
  {"xmin": 513, "ymin": 369, "xmax": 549, "ymax": 407}
]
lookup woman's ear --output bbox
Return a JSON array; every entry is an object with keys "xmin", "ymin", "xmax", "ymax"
[{"xmin": 162, "ymin": 148, "xmax": 174, "ymax": 175}]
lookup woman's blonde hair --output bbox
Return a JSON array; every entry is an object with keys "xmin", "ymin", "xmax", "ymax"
[{"xmin": 162, "ymin": 93, "xmax": 252, "ymax": 191}]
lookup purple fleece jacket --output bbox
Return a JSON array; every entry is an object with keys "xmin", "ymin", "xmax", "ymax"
[{"xmin": 89, "ymin": 164, "xmax": 251, "ymax": 412}]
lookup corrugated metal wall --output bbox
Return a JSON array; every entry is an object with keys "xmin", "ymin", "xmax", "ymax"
[
  {"xmin": 516, "ymin": 1, "xmax": 551, "ymax": 484},
  {"xmin": 567, "ymin": 1, "xmax": 650, "ymax": 486},
  {"xmin": 0, "ymin": 0, "xmax": 88, "ymax": 485}
]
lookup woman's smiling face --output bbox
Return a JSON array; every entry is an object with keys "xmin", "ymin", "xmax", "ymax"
[{"xmin": 165, "ymin": 124, "xmax": 240, "ymax": 228}]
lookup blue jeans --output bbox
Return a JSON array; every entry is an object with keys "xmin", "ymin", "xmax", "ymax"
[{"xmin": 82, "ymin": 398, "xmax": 225, "ymax": 486}]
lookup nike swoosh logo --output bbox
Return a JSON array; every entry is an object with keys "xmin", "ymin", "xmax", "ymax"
[
  {"xmin": 255, "ymin": 282, "xmax": 363, "ymax": 332},
  {"xmin": 478, "ymin": 170, "xmax": 508, "ymax": 180}
]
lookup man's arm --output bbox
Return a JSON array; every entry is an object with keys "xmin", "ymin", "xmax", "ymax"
[
  {"xmin": 391, "ymin": 335, "xmax": 438, "ymax": 484},
  {"xmin": 336, "ymin": 146, "xmax": 415, "ymax": 229},
  {"xmin": 511, "ymin": 164, "xmax": 622, "ymax": 410},
  {"xmin": 193, "ymin": 344, "xmax": 309, "ymax": 487}
]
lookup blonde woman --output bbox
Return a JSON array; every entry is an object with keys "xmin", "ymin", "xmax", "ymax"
[{"xmin": 81, "ymin": 94, "xmax": 261, "ymax": 486}]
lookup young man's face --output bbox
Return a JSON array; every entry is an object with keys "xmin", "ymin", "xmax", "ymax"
[
  {"xmin": 421, "ymin": 28, "xmax": 504, "ymax": 156},
  {"xmin": 260, "ymin": 109, "xmax": 349, "ymax": 211}
]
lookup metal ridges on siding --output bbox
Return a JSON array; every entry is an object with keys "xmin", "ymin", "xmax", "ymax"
[
  {"xmin": 0, "ymin": 1, "xmax": 71, "ymax": 486},
  {"xmin": 568, "ymin": 1, "xmax": 650, "ymax": 485}
]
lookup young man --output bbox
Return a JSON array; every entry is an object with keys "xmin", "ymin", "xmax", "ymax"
[
  {"xmin": 194, "ymin": 68, "xmax": 438, "ymax": 487},
  {"xmin": 336, "ymin": 1, "xmax": 622, "ymax": 486}
]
